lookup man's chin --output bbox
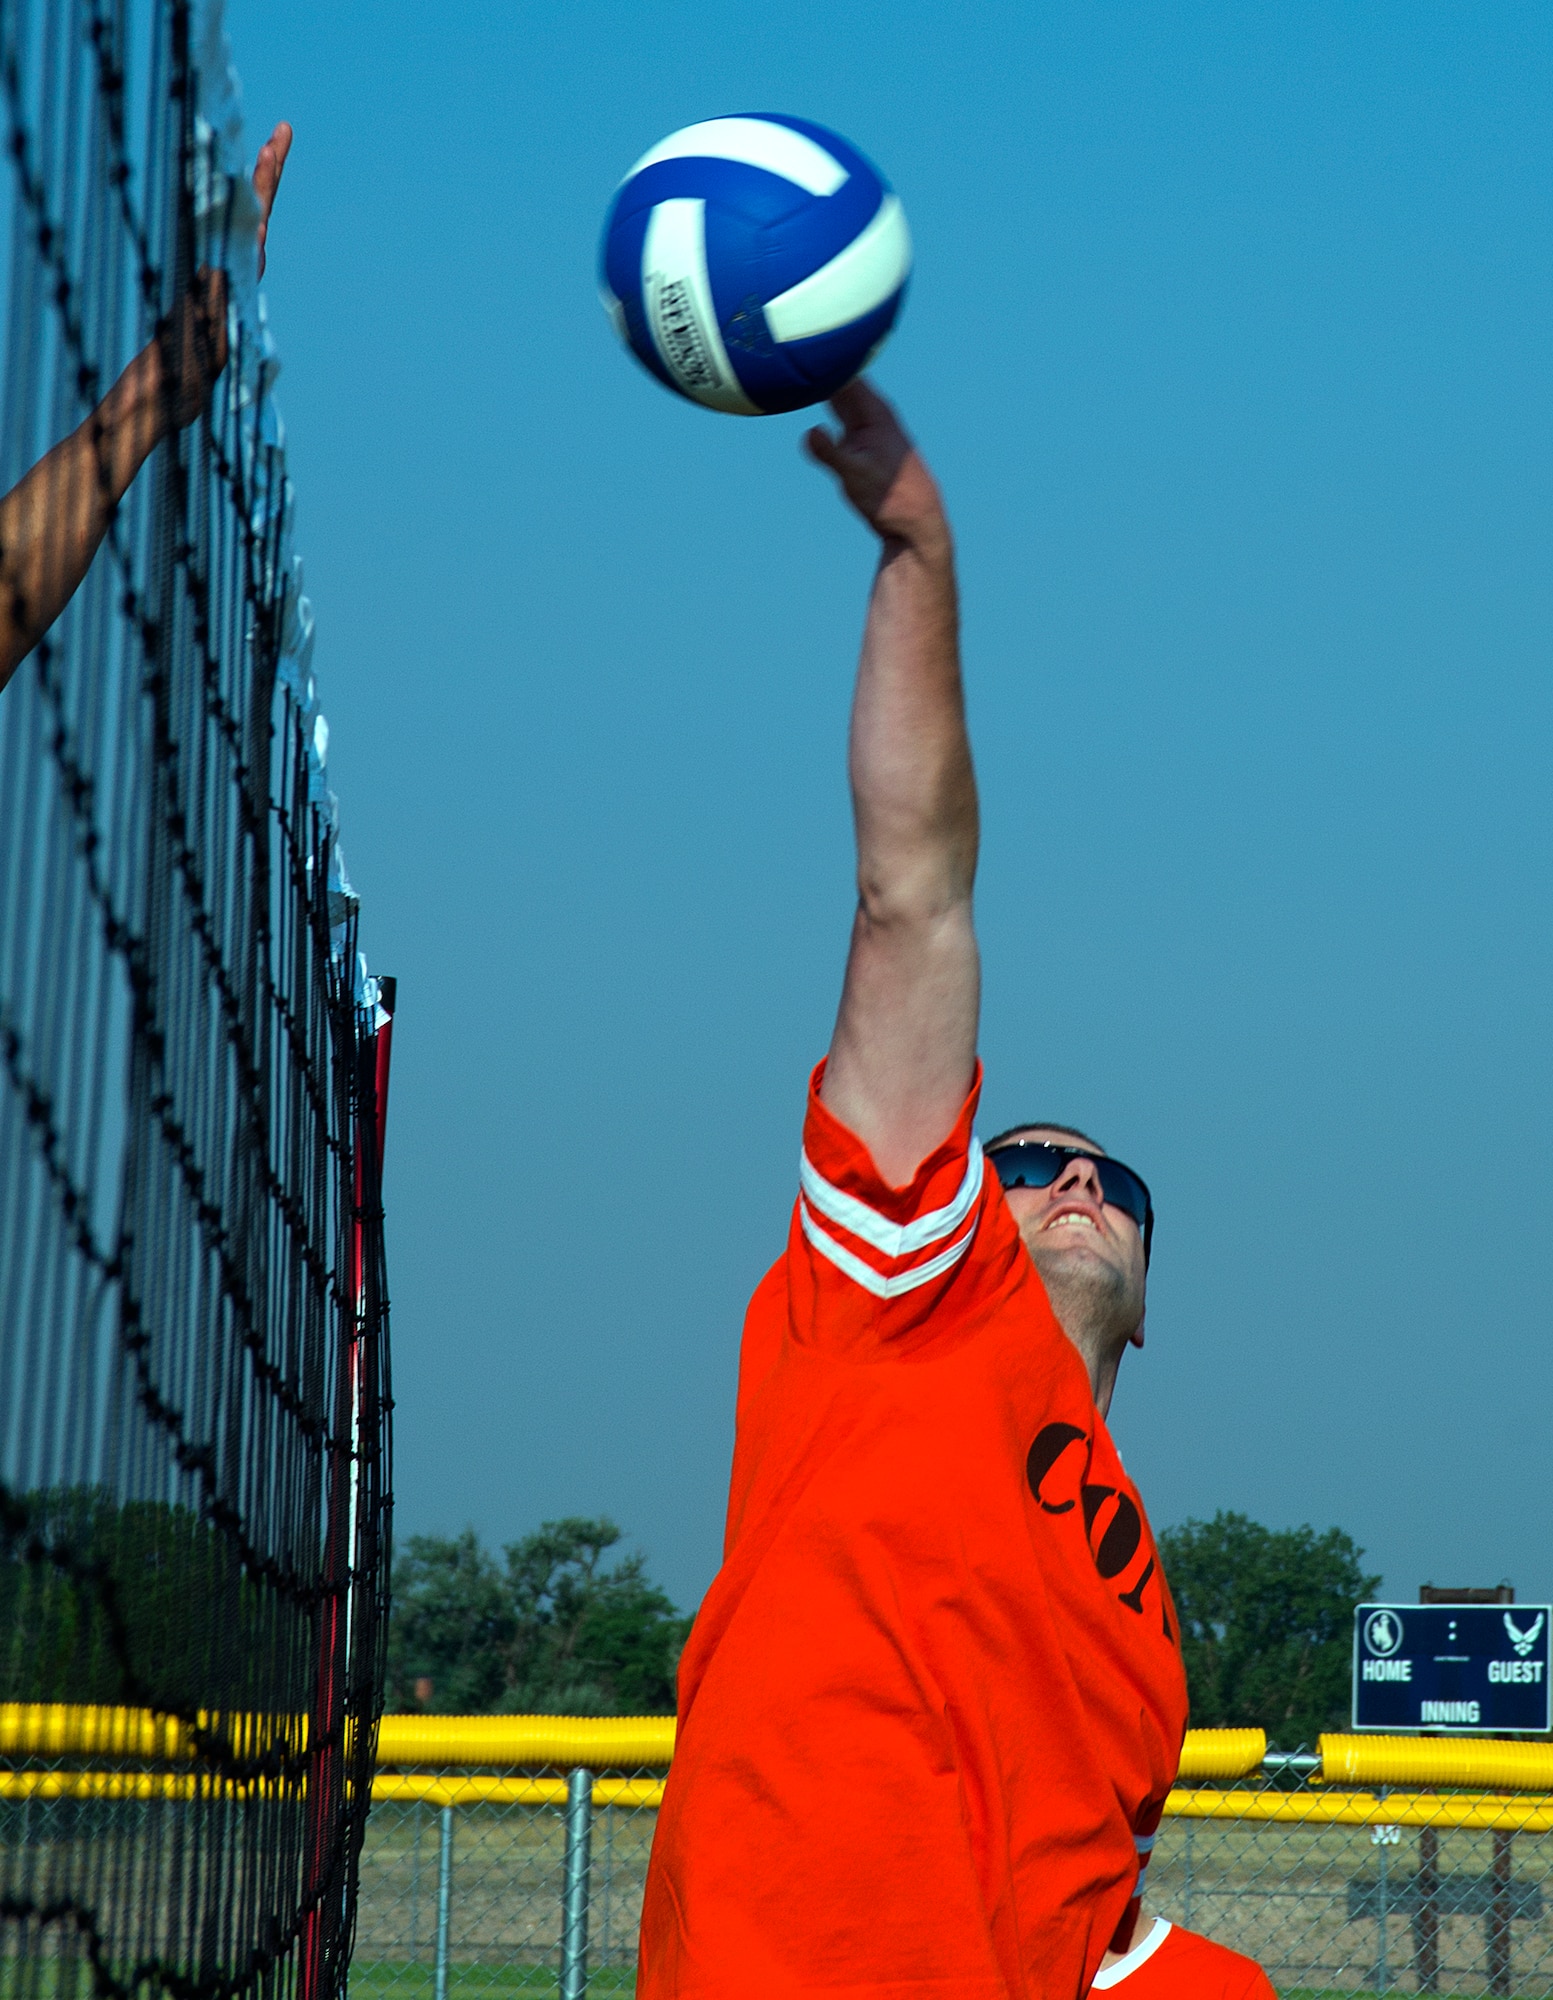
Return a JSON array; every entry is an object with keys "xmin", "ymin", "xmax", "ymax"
[
  {"xmin": 1027, "ymin": 1240, "xmax": 1136, "ymax": 1330},
  {"xmin": 1026, "ymin": 1237, "xmax": 1118, "ymax": 1284}
]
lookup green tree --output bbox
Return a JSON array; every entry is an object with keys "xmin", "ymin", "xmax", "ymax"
[
  {"xmin": 385, "ymin": 1527, "xmax": 516, "ymax": 1713},
  {"xmin": 387, "ymin": 1517, "xmax": 691, "ymax": 1715},
  {"xmin": 1159, "ymin": 1510, "xmax": 1380, "ymax": 1748}
]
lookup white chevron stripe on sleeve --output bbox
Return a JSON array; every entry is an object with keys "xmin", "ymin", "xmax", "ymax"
[
  {"xmin": 625, "ymin": 118, "xmax": 848, "ymax": 197},
  {"xmin": 799, "ymin": 1136, "xmax": 983, "ymax": 1260},
  {"xmin": 799, "ymin": 1199, "xmax": 978, "ymax": 1298}
]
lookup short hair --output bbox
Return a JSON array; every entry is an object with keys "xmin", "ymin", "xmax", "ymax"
[{"xmin": 985, "ymin": 1120, "xmax": 1106, "ymax": 1155}]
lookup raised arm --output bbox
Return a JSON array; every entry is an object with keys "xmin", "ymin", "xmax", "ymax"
[
  {"xmin": 805, "ymin": 382, "xmax": 979, "ymax": 1186},
  {"xmin": 0, "ymin": 285, "xmax": 219, "ymax": 692},
  {"xmin": 0, "ymin": 121, "xmax": 291, "ymax": 695}
]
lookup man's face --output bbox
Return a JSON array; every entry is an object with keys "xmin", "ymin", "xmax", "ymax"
[{"xmin": 997, "ymin": 1127, "xmax": 1147, "ymax": 1352}]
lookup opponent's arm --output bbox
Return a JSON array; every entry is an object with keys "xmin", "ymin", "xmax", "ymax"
[
  {"xmin": 0, "ymin": 122, "xmax": 291, "ymax": 695},
  {"xmin": 806, "ymin": 381, "xmax": 979, "ymax": 1187},
  {"xmin": 0, "ymin": 296, "xmax": 215, "ymax": 692}
]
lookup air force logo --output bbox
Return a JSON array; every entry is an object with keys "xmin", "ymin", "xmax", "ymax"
[{"xmin": 1507, "ymin": 1611, "xmax": 1545, "ymax": 1659}]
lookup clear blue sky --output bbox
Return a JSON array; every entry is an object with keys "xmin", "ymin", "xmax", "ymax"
[{"xmin": 227, "ymin": 0, "xmax": 1551, "ymax": 1616}]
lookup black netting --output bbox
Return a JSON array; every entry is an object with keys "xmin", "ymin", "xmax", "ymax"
[{"xmin": 0, "ymin": 1, "xmax": 392, "ymax": 1995}]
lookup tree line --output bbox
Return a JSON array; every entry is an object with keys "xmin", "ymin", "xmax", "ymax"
[
  {"xmin": 386, "ymin": 1517, "xmax": 691, "ymax": 1715},
  {"xmin": 0, "ymin": 1489, "xmax": 1382, "ymax": 1740},
  {"xmin": 1160, "ymin": 1512, "xmax": 1379, "ymax": 1747},
  {"xmin": 389, "ymin": 1508, "xmax": 1380, "ymax": 1745}
]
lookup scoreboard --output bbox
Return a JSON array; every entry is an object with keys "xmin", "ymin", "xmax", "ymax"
[{"xmin": 1353, "ymin": 1603, "xmax": 1551, "ymax": 1734}]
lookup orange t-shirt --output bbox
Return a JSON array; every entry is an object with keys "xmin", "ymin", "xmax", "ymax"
[
  {"xmin": 1091, "ymin": 1920, "xmax": 1276, "ymax": 1997},
  {"xmin": 639, "ymin": 1065, "xmax": 1188, "ymax": 2000}
]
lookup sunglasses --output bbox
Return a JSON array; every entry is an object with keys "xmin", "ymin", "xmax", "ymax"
[{"xmin": 986, "ymin": 1142, "xmax": 1154, "ymax": 1266}]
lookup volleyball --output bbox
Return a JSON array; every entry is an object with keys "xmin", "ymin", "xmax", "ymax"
[{"xmin": 600, "ymin": 114, "xmax": 911, "ymax": 416}]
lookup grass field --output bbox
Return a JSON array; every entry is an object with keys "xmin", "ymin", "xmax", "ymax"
[
  {"xmin": 346, "ymin": 1969, "xmax": 638, "ymax": 1999},
  {"xmin": 347, "ymin": 1800, "xmax": 1553, "ymax": 1997},
  {"xmin": 344, "ymin": 1978, "xmax": 1553, "ymax": 2000},
  {"xmin": 342, "ymin": 1975, "xmax": 1553, "ymax": 2000},
  {"xmin": 7, "ymin": 1792, "xmax": 1552, "ymax": 1995}
]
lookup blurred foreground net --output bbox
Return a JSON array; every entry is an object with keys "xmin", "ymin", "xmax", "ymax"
[{"xmin": 0, "ymin": 1, "xmax": 392, "ymax": 1993}]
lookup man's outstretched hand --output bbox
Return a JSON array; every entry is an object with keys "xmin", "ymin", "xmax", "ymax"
[
  {"xmin": 804, "ymin": 380, "xmax": 947, "ymax": 549},
  {"xmin": 254, "ymin": 121, "xmax": 292, "ymax": 280}
]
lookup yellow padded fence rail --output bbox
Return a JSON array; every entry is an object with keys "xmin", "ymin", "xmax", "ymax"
[
  {"xmin": 1, "ymin": 1709, "xmax": 1256, "ymax": 1776},
  {"xmin": 366, "ymin": 1773, "xmax": 667, "ymax": 1809},
  {"xmin": 1167, "ymin": 1787, "xmax": 1553, "ymax": 1833},
  {"xmin": 3, "ymin": 1768, "xmax": 1551, "ymax": 1831},
  {"xmin": 0, "ymin": 1703, "xmax": 307, "ymax": 1763},
  {"xmin": 373, "ymin": 1713, "xmax": 677, "ymax": 1769},
  {"xmin": 1176, "ymin": 1728, "xmax": 1266, "ymax": 1780},
  {"xmin": 0, "ymin": 1706, "xmax": 679, "ymax": 1768},
  {"xmin": 1317, "ymin": 1732, "xmax": 1553, "ymax": 1793},
  {"xmin": 0, "ymin": 1771, "xmax": 666, "ymax": 1810},
  {"xmin": 0, "ymin": 1771, "xmax": 302, "ymax": 1804},
  {"xmin": 5, "ymin": 1708, "xmax": 1553, "ymax": 1800}
]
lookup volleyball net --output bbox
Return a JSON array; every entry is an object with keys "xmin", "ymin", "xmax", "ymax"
[{"xmin": 0, "ymin": 2, "xmax": 392, "ymax": 1994}]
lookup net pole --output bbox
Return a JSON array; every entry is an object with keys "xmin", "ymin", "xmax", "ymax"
[
  {"xmin": 299, "ymin": 1187, "xmax": 351, "ymax": 1990},
  {"xmin": 346, "ymin": 979, "xmax": 395, "ymax": 1669},
  {"xmin": 300, "ymin": 974, "xmax": 396, "ymax": 1998}
]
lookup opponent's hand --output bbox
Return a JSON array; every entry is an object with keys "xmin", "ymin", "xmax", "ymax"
[
  {"xmin": 150, "ymin": 119, "xmax": 291, "ymax": 433},
  {"xmin": 804, "ymin": 380, "xmax": 946, "ymax": 548},
  {"xmin": 253, "ymin": 121, "xmax": 292, "ymax": 280},
  {"xmin": 154, "ymin": 266, "xmax": 229, "ymax": 431}
]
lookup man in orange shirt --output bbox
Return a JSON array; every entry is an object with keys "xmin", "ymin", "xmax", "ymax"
[
  {"xmin": 638, "ymin": 383, "xmax": 1189, "ymax": 1999},
  {"xmin": 1092, "ymin": 1913, "xmax": 1276, "ymax": 1998}
]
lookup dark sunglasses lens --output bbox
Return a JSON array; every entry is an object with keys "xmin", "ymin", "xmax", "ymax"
[
  {"xmin": 988, "ymin": 1146, "xmax": 1062, "ymax": 1191},
  {"xmin": 1094, "ymin": 1158, "xmax": 1150, "ymax": 1231},
  {"xmin": 990, "ymin": 1144, "xmax": 1151, "ymax": 1235}
]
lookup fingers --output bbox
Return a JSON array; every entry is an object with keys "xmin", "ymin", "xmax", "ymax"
[
  {"xmin": 156, "ymin": 268, "xmax": 230, "ymax": 431},
  {"xmin": 253, "ymin": 121, "xmax": 293, "ymax": 278},
  {"xmin": 253, "ymin": 121, "xmax": 293, "ymax": 218},
  {"xmin": 829, "ymin": 376, "xmax": 891, "ymax": 431},
  {"xmin": 804, "ymin": 424, "xmax": 839, "ymax": 467},
  {"xmin": 193, "ymin": 267, "xmax": 230, "ymax": 373}
]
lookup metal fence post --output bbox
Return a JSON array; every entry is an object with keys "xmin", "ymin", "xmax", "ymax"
[
  {"xmin": 410, "ymin": 1803, "xmax": 424, "ymax": 1965},
  {"xmin": 600, "ymin": 1797, "xmax": 615, "ymax": 1969},
  {"xmin": 561, "ymin": 1767, "xmax": 594, "ymax": 2000},
  {"xmin": 1488, "ymin": 1828, "xmax": 1513, "ymax": 1996},
  {"xmin": 1182, "ymin": 1820, "xmax": 1194, "ymax": 1931},
  {"xmin": 1416, "ymin": 1823, "xmax": 1439, "ymax": 1993},
  {"xmin": 1374, "ymin": 1803, "xmax": 1392, "ymax": 1998},
  {"xmin": 435, "ymin": 1803, "xmax": 454, "ymax": 2000}
]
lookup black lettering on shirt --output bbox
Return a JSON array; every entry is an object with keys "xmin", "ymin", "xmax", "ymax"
[{"xmin": 1026, "ymin": 1423, "xmax": 1087, "ymax": 1514}]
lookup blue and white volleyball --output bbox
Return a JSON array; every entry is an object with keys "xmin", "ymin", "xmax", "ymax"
[{"xmin": 600, "ymin": 115, "xmax": 911, "ymax": 416}]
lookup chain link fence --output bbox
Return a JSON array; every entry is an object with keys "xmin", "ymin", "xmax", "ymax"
[
  {"xmin": 1150, "ymin": 1787, "xmax": 1552, "ymax": 1995},
  {"xmin": 5, "ymin": 1714, "xmax": 1553, "ymax": 1995},
  {"xmin": 351, "ymin": 1729, "xmax": 1553, "ymax": 1999},
  {"xmin": 352, "ymin": 1775, "xmax": 659, "ymax": 2000}
]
